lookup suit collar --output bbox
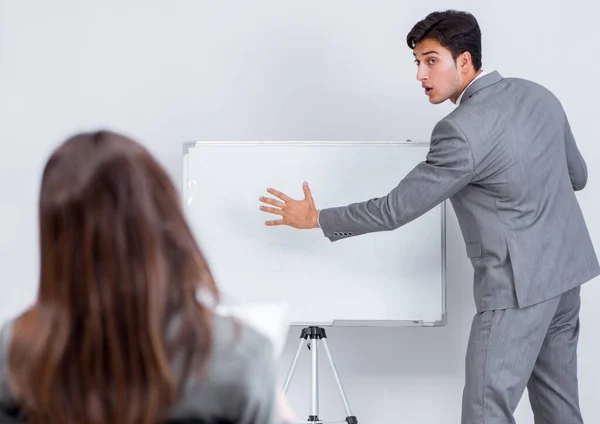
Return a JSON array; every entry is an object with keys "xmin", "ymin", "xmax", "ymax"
[{"xmin": 460, "ymin": 70, "xmax": 503, "ymax": 104}]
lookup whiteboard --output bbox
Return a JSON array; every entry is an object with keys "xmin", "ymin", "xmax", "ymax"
[{"xmin": 183, "ymin": 142, "xmax": 446, "ymax": 326}]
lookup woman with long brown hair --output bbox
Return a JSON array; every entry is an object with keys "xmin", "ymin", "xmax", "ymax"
[{"xmin": 0, "ymin": 131, "xmax": 291, "ymax": 424}]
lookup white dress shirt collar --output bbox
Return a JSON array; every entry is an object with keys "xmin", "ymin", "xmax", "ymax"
[{"xmin": 457, "ymin": 69, "xmax": 488, "ymax": 105}]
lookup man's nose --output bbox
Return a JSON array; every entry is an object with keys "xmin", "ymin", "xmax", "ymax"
[{"xmin": 416, "ymin": 65, "xmax": 428, "ymax": 82}]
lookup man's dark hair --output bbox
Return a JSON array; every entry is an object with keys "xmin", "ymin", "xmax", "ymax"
[{"xmin": 406, "ymin": 10, "xmax": 482, "ymax": 71}]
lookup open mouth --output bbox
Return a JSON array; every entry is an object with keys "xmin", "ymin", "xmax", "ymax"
[{"xmin": 424, "ymin": 87, "xmax": 433, "ymax": 96}]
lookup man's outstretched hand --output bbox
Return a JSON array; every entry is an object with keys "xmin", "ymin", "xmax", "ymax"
[{"xmin": 259, "ymin": 182, "xmax": 320, "ymax": 229}]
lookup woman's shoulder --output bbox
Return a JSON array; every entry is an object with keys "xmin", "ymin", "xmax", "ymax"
[
  {"xmin": 0, "ymin": 318, "xmax": 14, "ymax": 372},
  {"xmin": 0, "ymin": 318, "xmax": 18, "ymax": 410},
  {"xmin": 209, "ymin": 313, "xmax": 274, "ymax": 376},
  {"xmin": 0, "ymin": 318, "xmax": 12, "ymax": 344},
  {"xmin": 169, "ymin": 313, "xmax": 278, "ymax": 421}
]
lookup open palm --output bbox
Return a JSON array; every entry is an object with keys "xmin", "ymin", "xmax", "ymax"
[{"xmin": 259, "ymin": 182, "xmax": 319, "ymax": 229}]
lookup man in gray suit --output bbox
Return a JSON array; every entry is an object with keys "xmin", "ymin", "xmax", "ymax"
[{"xmin": 259, "ymin": 9, "xmax": 599, "ymax": 424}]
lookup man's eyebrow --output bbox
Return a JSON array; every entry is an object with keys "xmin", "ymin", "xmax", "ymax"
[{"xmin": 413, "ymin": 50, "xmax": 440, "ymax": 57}]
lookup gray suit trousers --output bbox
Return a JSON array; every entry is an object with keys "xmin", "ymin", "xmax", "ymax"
[{"xmin": 462, "ymin": 286, "xmax": 583, "ymax": 424}]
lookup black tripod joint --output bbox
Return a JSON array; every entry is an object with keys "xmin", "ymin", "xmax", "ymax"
[{"xmin": 300, "ymin": 326, "xmax": 327, "ymax": 340}]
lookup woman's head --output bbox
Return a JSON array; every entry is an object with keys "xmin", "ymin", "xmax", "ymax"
[{"xmin": 10, "ymin": 131, "xmax": 217, "ymax": 423}]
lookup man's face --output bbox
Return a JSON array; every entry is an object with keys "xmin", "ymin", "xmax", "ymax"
[{"xmin": 413, "ymin": 38, "xmax": 463, "ymax": 105}]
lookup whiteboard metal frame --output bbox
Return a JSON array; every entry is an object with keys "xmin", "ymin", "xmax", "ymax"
[{"xmin": 183, "ymin": 141, "xmax": 447, "ymax": 327}]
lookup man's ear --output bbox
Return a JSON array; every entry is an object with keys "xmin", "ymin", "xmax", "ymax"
[{"xmin": 459, "ymin": 51, "xmax": 473, "ymax": 73}]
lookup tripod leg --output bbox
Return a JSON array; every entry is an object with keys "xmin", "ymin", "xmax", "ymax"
[
  {"xmin": 309, "ymin": 337, "xmax": 319, "ymax": 421},
  {"xmin": 322, "ymin": 338, "xmax": 358, "ymax": 423},
  {"xmin": 283, "ymin": 337, "xmax": 306, "ymax": 395}
]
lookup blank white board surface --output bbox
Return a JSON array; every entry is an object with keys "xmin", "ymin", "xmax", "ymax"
[{"xmin": 183, "ymin": 142, "xmax": 446, "ymax": 326}]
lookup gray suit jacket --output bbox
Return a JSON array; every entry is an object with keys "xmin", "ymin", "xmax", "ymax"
[{"xmin": 319, "ymin": 71, "xmax": 599, "ymax": 312}]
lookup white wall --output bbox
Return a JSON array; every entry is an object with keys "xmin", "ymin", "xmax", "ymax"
[{"xmin": 0, "ymin": 1, "xmax": 597, "ymax": 423}]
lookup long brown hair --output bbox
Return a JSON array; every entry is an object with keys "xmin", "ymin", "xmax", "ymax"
[{"xmin": 8, "ymin": 131, "xmax": 218, "ymax": 423}]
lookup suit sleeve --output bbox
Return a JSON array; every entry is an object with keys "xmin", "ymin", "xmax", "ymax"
[
  {"xmin": 564, "ymin": 117, "xmax": 588, "ymax": 191},
  {"xmin": 318, "ymin": 119, "xmax": 474, "ymax": 241}
]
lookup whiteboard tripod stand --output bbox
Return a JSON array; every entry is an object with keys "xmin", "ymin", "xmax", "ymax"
[{"xmin": 283, "ymin": 327, "xmax": 358, "ymax": 424}]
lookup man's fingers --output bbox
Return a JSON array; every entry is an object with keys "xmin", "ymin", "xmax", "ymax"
[
  {"xmin": 265, "ymin": 218, "xmax": 285, "ymax": 226},
  {"xmin": 260, "ymin": 206, "xmax": 284, "ymax": 216},
  {"xmin": 302, "ymin": 181, "xmax": 314, "ymax": 203},
  {"xmin": 266, "ymin": 187, "xmax": 291, "ymax": 202},
  {"xmin": 259, "ymin": 196, "xmax": 285, "ymax": 208}
]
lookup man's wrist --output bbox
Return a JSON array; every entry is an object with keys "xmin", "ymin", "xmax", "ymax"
[{"xmin": 313, "ymin": 210, "xmax": 320, "ymax": 229}]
